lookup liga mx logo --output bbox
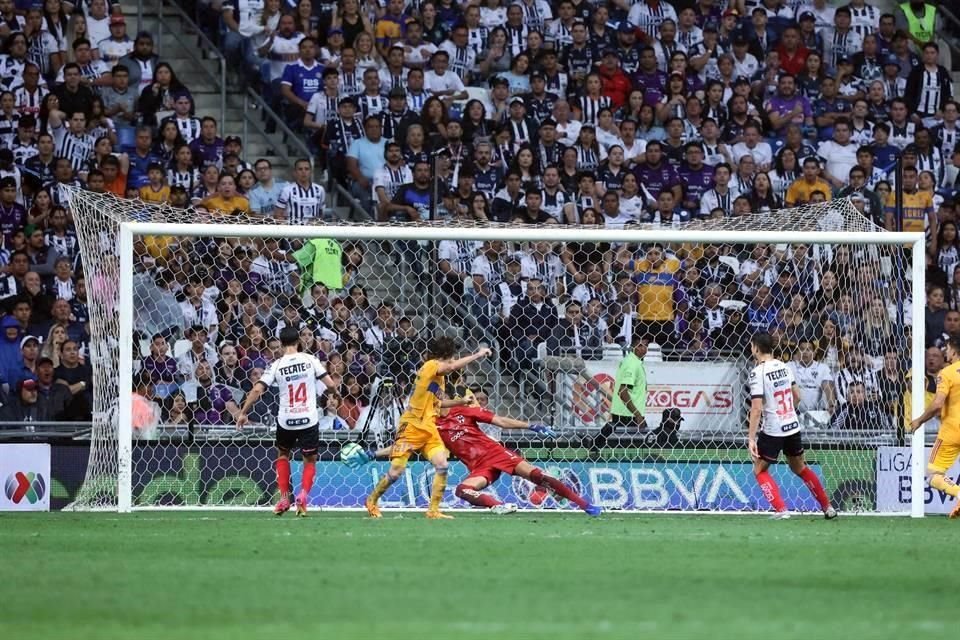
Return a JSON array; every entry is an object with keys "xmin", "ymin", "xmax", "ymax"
[{"xmin": 4, "ymin": 471, "xmax": 46, "ymax": 504}]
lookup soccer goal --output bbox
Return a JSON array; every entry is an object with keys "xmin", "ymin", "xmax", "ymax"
[{"xmin": 64, "ymin": 189, "xmax": 927, "ymax": 516}]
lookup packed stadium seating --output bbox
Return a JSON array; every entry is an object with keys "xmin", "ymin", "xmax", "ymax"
[{"xmin": 0, "ymin": 0, "xmax": 958, "ymax": 443}]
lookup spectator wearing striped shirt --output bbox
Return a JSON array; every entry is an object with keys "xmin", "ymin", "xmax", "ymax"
[
  {"xmin": 273, "ymin": 159, "xmax": 326, "ymax": 224},
  {"xmin": 905, "ymin": 42, "xmax": 954, "ymax": 129},
  {"xmin": 51, "ymin": 109, "xmax": 95, "ymax": 174}
]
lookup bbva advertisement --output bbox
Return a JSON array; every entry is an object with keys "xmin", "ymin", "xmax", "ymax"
[{"xmin": 875, "ymin": 446, "xmax": 960, "ymax": 514}]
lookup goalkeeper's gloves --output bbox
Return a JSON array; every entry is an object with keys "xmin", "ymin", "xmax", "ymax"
[
  {"xmin": 342, "ymin": 446, "xmax": 374, "ymax": 469},
  {"xmin": 529, "ymin": 423, "xmax": 558, "ymax": 438}
]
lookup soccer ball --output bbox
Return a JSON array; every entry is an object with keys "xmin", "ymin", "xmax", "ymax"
[{"xmin": 339, "ymin": 443, "xmax": 368, "ymax": 468}]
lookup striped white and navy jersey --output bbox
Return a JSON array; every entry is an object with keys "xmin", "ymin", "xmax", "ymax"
[
  {"xmin": 44, "ymin": 229, "xmax": 79, "ymax": 259},
  {"xmin": 889, "ymin": 121, "xmax": 917, "ymax": 150},
  {"xmin": 574, "ymin": 144, "xmax": 603, "ymax": 172},
  {"xmin": 916, "ymin": 147, "xmax": 945, "ymax": 186},
  {"xmin": 538, "ymin": 188, "xmax": 572, "ymax": 223},
  {"xmin": 52, "ymin": 126, "xmax": 95, "ymax": 172},
  {"xmin": 275, "ymin": 182, "xmax": 326, "ymax": 224},
  {"xmin": 824, "ymin": 28, "xmax": 862, "ymax": 70},
  {"xmin": 0, "ymin": 54, "xmax": 25, "ymax": 91},
  {"xmin": 913, "ymin": 68, "xmax": 949, "ymax": 117},
  {"xmin": 167, "ymin": 167, "xmax": 200, "ymax": 192},
  {"xmin": 519, "ymin": 251, "xmax": 565, "ymax": 294},
  {"xmin": 338, "ymin": 67, "xmax": 364, "ymax": 96},
  {"xmin": 847, "ymin": 3, "xmax": 880, "ymax": 39},
  {"xmin": 305, "ymin": 91, "xmax": 339, "ymax": 125},
  {"xmin": 0, "ymin": 112, "xmax": 19, "ymax": 148},
  {"xmin": 467, "ymin": 26, "xmax": 489, "ymax": 57},
  {"xmin": 323, "ymin": 115, "xmax": 363, "ymax": 155},
  {"xmin": 577, "ymin": 95, "xmax": 612, "ymax": 126},
  {"xmin": 438, "ymin": 239, "xmax": 481, "ymax": 275},
  {"xmin": 372, "ymin": 163, "xmax": 413, "ymax": 202},
  {"xmin": 250, "ymin": 254, "xmax": 297, "ymax": 294},
  {"xmin": 835, "ymin": 365, "xmax": 879, "ymax": 405},
  {"xmin": 406, "ymin": 90, "xmax": 431, "ymax": 112},
  {"xmin": 28, "ymin": 30, "xmax": 59, "ymax": 76},
  {"xmin": 546, "ymin": 19, "xmax": 574, "ymax": 53},
  {"xmin": 515, "ymin": 0, "xmax": 553, "ymax": 33},
  {"xmin": 933, "ymin": 124, "xmax": 960, "ymax": 159},
  {"xmin": 440, "ymin": 41, "xmax": 476, "ymax": 82},
  {"xmin": 11, "ymin": 139, "xmax": 37, "ymax": 165},
  {"xmin": 506, "ymin": 23, "xmax": 531, "ymax": 56},
  {"xmin": 377, "ymin": 67, "xmax": 408, "ymax": 94},
  {"xmin": 14, "ymin": 85, "xmax": 47, "ymax": 121},
  {"xmin": 627, "ymin": 1, "xmax": 679, "ymax": 39},
  {"xmin": 164, "ymin": 115, "xmax": 202, "ymax": 143},
  {"xmin": 356, "ymin": 93, "xmax": 389, "ymax": 120}
]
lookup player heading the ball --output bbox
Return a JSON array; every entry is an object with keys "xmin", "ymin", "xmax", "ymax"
[
  {"xmin": 909, "ymin": 336, "xmax": 960, "ymax": 519},
  {"xmin": 748, "ymin": 332, "xmax": 837, "ymax": 520},
  {"xmin": 236, "ymin": 326, "xmax": 337, "ymax": 517},
  {"xmin": 365, "ymin": 336, "xmax": 491, "ymax": 519}
]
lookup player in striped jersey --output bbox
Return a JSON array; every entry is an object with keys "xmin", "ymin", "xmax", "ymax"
[
  {"xmin": 273, "ymin": 159, "xmax": 326, "ymax": 224},
  {"xmin": 13, "ymin": 63, "xmax": 47, "ymax": 120},
  {"xmin": 166, "ymin": 144, "xmax": 200, "ymax": 193},
  {"xmin": 932, "ymin": 101, "xmax": 960, "ymax": 159},
  {"xmin": 846, "ymin": 0, "xmax": 880, "ymax": 39},
  {"xmin": 51, "ymin": 110, "xmax": 96, "ymax": 174},
  {"xmin": 356, "ymin": 68, "xmax": 388, "ymax": 120},
  {"xmin": 905, "ymin": 42, "xmax": 954, "ymax": 128},
  {"xmin": 628, "ymin": 1, "xmax": 679, "ymax": 40}
]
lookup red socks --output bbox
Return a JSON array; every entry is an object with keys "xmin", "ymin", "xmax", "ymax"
[
  {"xmin": 529, "ymin": 468, "xmax": 588, "ymax": 509},
  {"xmin": 276, "ymin": 458, "xmax": 291, "ymax": 498},
  {"xmin": 455, "ymin": 483, "xmax": 502, "ymax": 508},
  {"xmin": 799, "ymin": 466, "xmax": 830, "ymax": 510},
  {"xmin": 301, "ymin": 461, "xmax": 316, "ymax": 494},
  {"xmin": 756, "ymin": 470, "xmax": 786, "ymax": 512}
]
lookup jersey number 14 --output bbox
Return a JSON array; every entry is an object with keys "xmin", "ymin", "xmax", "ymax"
[{"xmin": 288, "ymin": 382, "xmax": 308, "ymax": 406}]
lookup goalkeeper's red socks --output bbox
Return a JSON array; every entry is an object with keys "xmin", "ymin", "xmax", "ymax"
[
  {"xmin": 455, "ymin": 484, "xmax": 502, "ymax": 508},
  {"xmin": 529, "ymin": 468, "xmax": 588, "ymax": 509},
  {"xmin": 276, "ymin": 458, "xmax": 291, "ymax": 497},
  {"xmin": 301, "ymin": 460, "xmax": 316, "ymax": 494},
  {"xmin": 756, "ymin": 470, "xmax": 786, "ymax": 512},
  {"xmin": 798, "ymin": 466, "xmax": 830, "ymax": 510}
]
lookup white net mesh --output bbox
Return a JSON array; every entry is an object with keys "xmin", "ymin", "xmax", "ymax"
[{"xmin": 66, "ymin": 189, "xmax": 917, "ymax": 513}]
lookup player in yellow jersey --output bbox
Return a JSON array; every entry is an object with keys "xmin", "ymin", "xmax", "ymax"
[
  {"xmin": 365, "ymin": 337, "xmax": 491, "ymax": 519},
  {"xmin": 910, "ymin": 336, "xmax": 960, "ymax": 518}
]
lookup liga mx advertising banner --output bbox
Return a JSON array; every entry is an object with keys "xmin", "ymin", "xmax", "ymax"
[
  {"xmin": 558, "ymin": 360, "xmax": 743, "ymax": 432},
  {"xmin": 876, "ymin": 446, "xmax": 960, "ymax": 514},
  {"xmin": 0, "ymin": 443, "xmax": 50, "ymax": 511}
]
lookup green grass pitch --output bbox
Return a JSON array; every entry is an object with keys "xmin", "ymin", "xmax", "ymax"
[{"xmin": 1, "ymin": 511, "xmax": 954, "ymax": 639}]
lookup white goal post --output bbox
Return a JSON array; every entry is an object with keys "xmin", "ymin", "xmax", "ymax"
[{"xmin": 67, "ymin": 190, "xmax": 927, "ymax": 515}]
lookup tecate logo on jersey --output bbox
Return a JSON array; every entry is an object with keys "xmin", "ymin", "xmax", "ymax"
[{"xmin": 647, "ymin": 387, "xmax": 734, "ymax": 412}]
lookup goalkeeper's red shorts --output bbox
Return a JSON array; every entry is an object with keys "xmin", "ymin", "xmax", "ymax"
[{"xmin": 465, "ymin": 447, "xmax": 524, "ymax": 484}]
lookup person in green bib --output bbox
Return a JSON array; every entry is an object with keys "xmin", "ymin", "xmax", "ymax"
[
  {"xmin": 591, "ymin": 334, "xmax": 649, "ymax": 456},
  {"xmin": 895, "ymin": 2, "xmax": 941, "ymax": 52}
]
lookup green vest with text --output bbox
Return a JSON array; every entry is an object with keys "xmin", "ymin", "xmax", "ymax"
[
  {"xmin": 292, "ymin": 238, "xmax": 343, "ymax": 293},
  {"xmin": 900, "ymin": 3, "xmax": 936, "ymax": 44}
]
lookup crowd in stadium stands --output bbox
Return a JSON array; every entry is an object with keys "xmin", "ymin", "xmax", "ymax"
[{"xmin": 0, "ymin": 0, "xmax": 956, "ymax": 434}]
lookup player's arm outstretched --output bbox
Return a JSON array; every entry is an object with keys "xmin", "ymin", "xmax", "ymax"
[
  {"xmin": 436, "ymin": 346, "xmax": 492, "ymax": 374},
  {"xmin": 236, "ymin": 381, "xmax": 268, "ymax": 429},
  {"xmin": 491, "ymin": 414, "xmax": 558, "ymax": 437}
]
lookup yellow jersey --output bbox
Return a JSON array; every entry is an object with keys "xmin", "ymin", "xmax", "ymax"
[
  {"xmin": 202, "ymin": 195, "xmax": 251, "ymax": 216},
  {"xmin": 401, "ymin": 359, "xmax": 444, "ymax": 429},
  {"xmin": 634, "ymin": 257, "xmax": 681, "ymax": 321},
  {"xmin": 139, "ymin": 184, "xmax": 170, "ymax": 204},
  {"xmin": 936, "ymin": 362, "xmax": 960, "ymax": 443},
  {"xmin": 884, "ymin": 190, "xmax": 933, "ymax": 234},
  {"xmin": 785, "ymin": 178, "xmax": 832, "ymax": 206}
]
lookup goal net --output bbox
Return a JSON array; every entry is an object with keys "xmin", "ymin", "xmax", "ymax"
[{"xmin": 65, "ymin": 189, "xmax": 927, "ymax": 514}]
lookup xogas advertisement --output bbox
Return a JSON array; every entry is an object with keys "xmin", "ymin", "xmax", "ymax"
[
  {"xmin": 557, "ymin": 359, "xmax": 743, "ymax": 432},
  {"xmin": 0, "ymin": 444, "xmax": 50, "ymax": 511},
  {"xmin": 876, "ymin": 446, "xmax": 960, "ymax": 514}
]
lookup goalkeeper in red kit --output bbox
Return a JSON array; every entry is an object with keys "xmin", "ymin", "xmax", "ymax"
[{"xmin": 437, "ymin": 390, "xmax": 600, "ymax": 515}]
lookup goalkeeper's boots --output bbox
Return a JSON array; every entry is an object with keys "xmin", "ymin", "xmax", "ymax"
[
  {"xmin": 295, "ymin": 491, "xmax": 308, "ymax": 518},
  {"xmin": 425, "ymin": 509, "xmax": 454, "ymax": 520},
  {"xmin": 584, "ymin": 504, "xmax": 602, "ymax": 517},
  {"xmin": 490, "ymin": 503, "xmax": 518, "ymax": 515},
  {"xmin": 365, "ymin": 496, "xmax": 382, "ymax": 518},
  {"xmin": 950, "ymin": 502, "xmax": 960, "ymax": 520},
  {"xmin": 824, "ymin": 506, "xmax": 838, "ymax": 520},
  {"xmin": 274, "ymin": 496, "xmax": 291, "ymax": 516},
  {"xmin": 770, "ymin": 511, "xmax": 791, "ymax": 520}
]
